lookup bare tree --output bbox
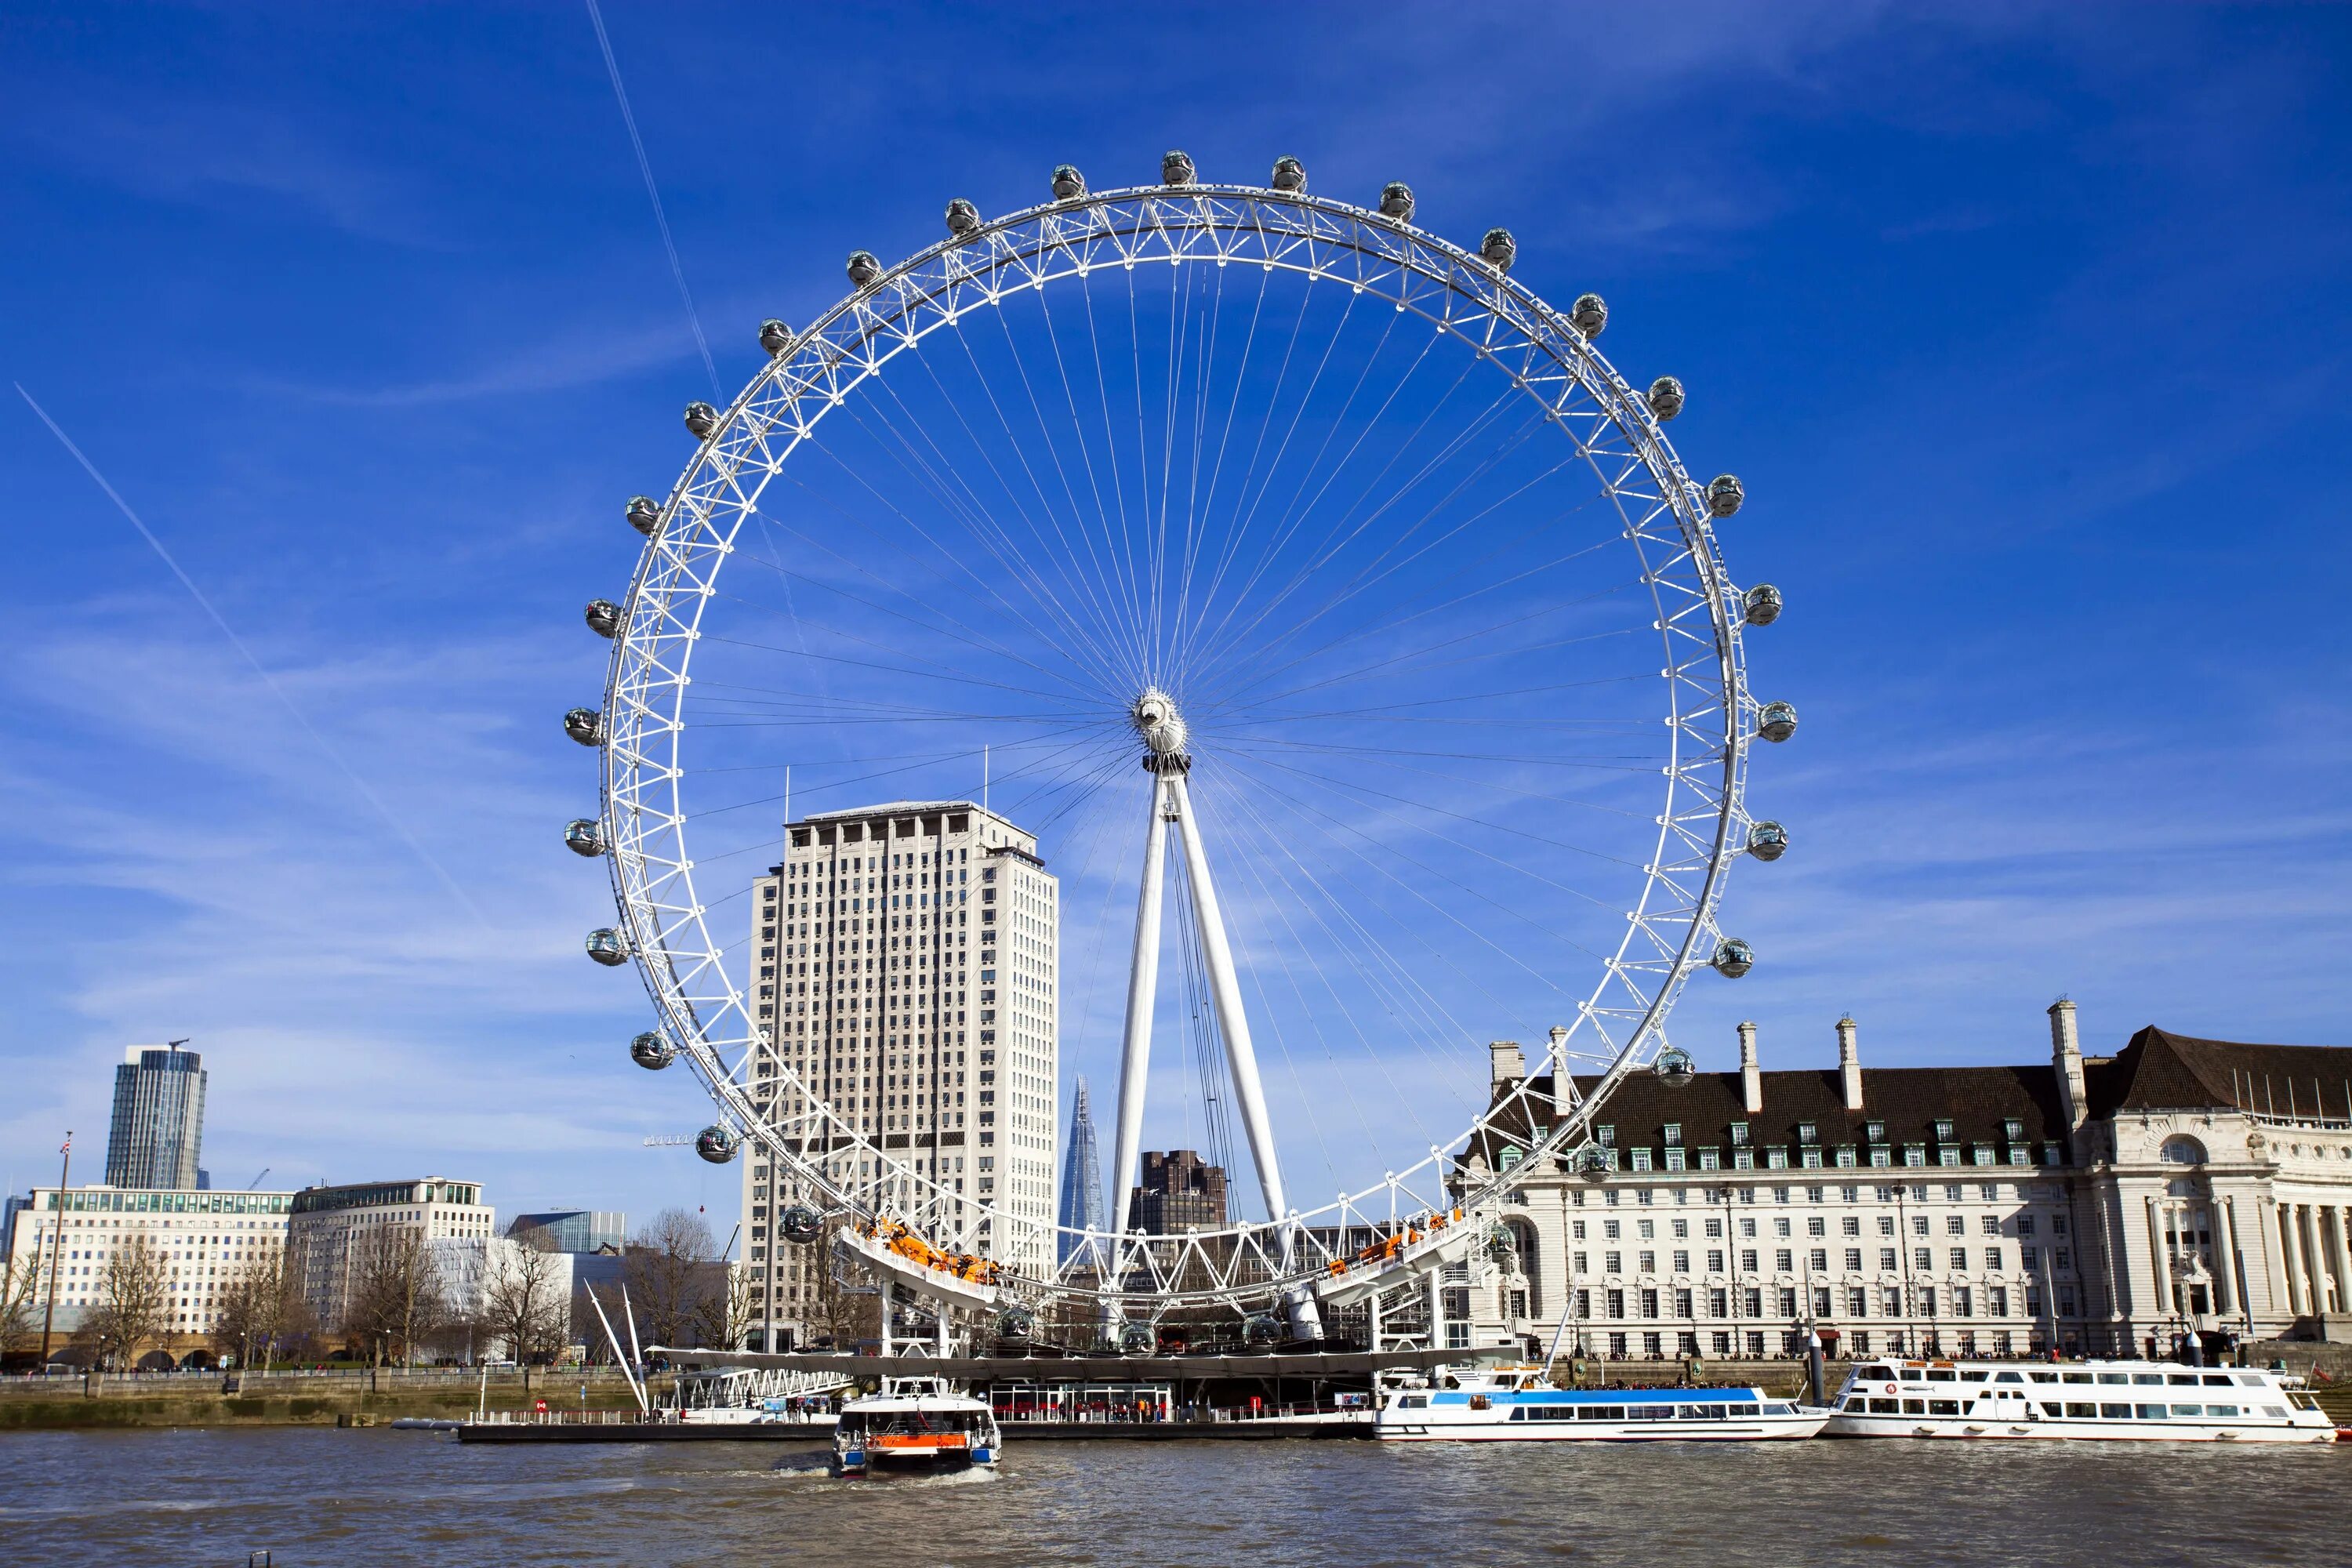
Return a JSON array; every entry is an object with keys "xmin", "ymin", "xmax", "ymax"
[
  {"xmin": 808, "ymin": 1221, "xmax": 880, "ymax": 1349},
  {"xmin": 81, "ymin": 1233, "xmax": 170, "ymax": 1371},
  {"xmin": 2, "ymin": 1254, "xmax": 45, "ymax": 1362},
  {"xmin": 480, "ymin": 1235, "xmax": 569, "ymax": 1386},
  {"xmin": 692, "ymin": 1263, "xmax": 754, "ymax": 1351},
  {"xmin": 343, "ymin": 1227, "xmax": 444, "ymax": 1369},
  {"xmin": 625, "ymin": 1208, "xmax": 715, "ymax": 1349},
  {"xmin": 210, "ymin": 1248, "xmax": 309, "ymax": 1368}
]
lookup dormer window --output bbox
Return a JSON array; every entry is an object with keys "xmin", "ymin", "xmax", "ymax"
[
  {"xmin": 1865, "ymin": 1120, "xmax": 1886, "ymax": 1142},
  {"xmin": 1934, "ymin": 1119, "xmax": 1955, "ymax": 1142},
  {"xmin": 1730, "ymin": 1122, "xmax": 1750, "ymax": 1147},
  {"xmin": 2003, "ymin": 1118, "xmax": 2025, "ymax": 1141},
  {"xmin": 1597, "ymin": 1125, "xmax": 1617, "ymax": 1148},
  {"xmin": 1663, "ymin": 1123, "xmax": 1682, "ymax": 1147},
  {"xmin": 1797, "ymin": 1123, "xmax": 1819, "ymax": 1145}
]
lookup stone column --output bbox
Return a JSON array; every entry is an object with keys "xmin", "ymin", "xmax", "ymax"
[
  {"xmin": 2321, "ymin": 1206, "xmax": 2345, "ymax": 1316},
  {"xmin": 2283, "ymin": 1203, "xmax": 2312, "ymax": 1317},
  {"xmin": 2302, "ymin": 1205, "xmax": 2332, "ymax": 1318},
  {"xmin": 2210, "ymin": 1197, "xmax": 2236, "ymax": 1317},
  {"xmin": 2260, "ymin": 1198, "xmax": 2290, "ymax": 1327},
  {"xmin": 2146, "ymin": 1198, "xmax": 2173, "ymax": 1319}
]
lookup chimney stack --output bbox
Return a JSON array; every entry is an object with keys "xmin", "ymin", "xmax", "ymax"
[
  {"xmin": 1737, "ymin": 1021, "xmax": 1763, "ymax": 1114},
  {"xmin": 2049, "ymin": 998, "xmax": 2089, "ymax": 1140},
  {"xmin": 1836, "ymin": 1015, "xmax": 1864, "ymax": 1112},
  {"xmin": 1490, "ymin": 1040, "xmax": 1526, "ymax": 1091}
]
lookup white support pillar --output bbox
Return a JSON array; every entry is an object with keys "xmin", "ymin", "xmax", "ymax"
[
  {"xmin": 2146, "ymin": 1199, "xmax": 2172, "ymax": 1319},
  {"xmin": 1107, "ymin": 770, "xmax": 1173, "ymax": 1240}
]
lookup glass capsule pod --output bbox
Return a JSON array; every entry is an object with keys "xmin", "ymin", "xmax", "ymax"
[
  {"xmin": 1479, "ymin": 228, "xmax": 1517, "ymax": 275},
  {"xmin": 1746, "ymin": 820, "xmax": 1788, "ymax": 862},
  {"xmin": 1653, "ymin": 1045, "xmax": 1697, "ymax": 1087},
  {"xmin": 695, "ymin": 1125, "xmax": 741, "ymax": 1164},
  {"xmin": 1378, "ymin": 181, "xmax": 1415, "ymax": 221},
  {"xmin": 1243, "ymin": 1314, "xmax": 1282, "ymax": 1347},
  {"xmin": 945, "ymin": 198, "xmax": 981, "ymax": 238},
  {"xmin": 625, "ymin": 495, "xmax": 662, "ymax": 537},
  {"xmin": 758, "ymin": 319, "xmax": 793, "ymax": 356},
  {"xmin": 1051, "ymin": 164, "xmax": 1087, "ymax": 200},
  {"xmin": 584, "ymin": 598, "xmax": 622, "ymax": 638},
  {"xmin": 779, "ymin": 1204, "xmax": 824, "ymax": 1243},
  {"xmin": 1270, "ymin": 155, "xmax": 1307, "ymax": 193},
  {"xmin": 683, "ymin": 401, "xmax": 720, "ymax": 439},
  {"xmin": 1483, "ymin": 1224, "xmax": 1518, "ymax": 1263},
  {"xmin": 1743, "ymin": 583, "xmax": 1783, "ymax": 626},
  {"xmin": 1117, "ymin": 1322, "xmax": 1156, "ymax": 1356},
  {"xmin": 630, "ymin": 1030, "xmax": 677, "ymax": 1069},
  {"xmin": 1756, "ymin": 701, "xmax": 1798, "ymax": 743},
  {"xmin": 564, "ymin": 818, "xmax": 606, "ymax": 858},
  {"xmin": 1646, "ymin": 376, "xmax": 1685, "ymax": 422},
  {"xmin": 1161, "ymin": 149, "xmax": 1196, "ymax": 186},
  {"xmin": 586, "ymin": 928, "xmax": 630, "ymax": 967},
  {"xmin": 1576, "ymin": 1143, "xmax": 1612, "ymax": 1180},
  {"xmin": 1570, "ymin": 292, "xmax": 1608, "ymax": 337},
  {"xmin": 846, "ymin": 250, "xmax": 882, "ymax": 289},
  {"xmin": 996, "ymin": 1305, "xmax": 1036, "ymax": 1340},
  {"xmin": 1711, "ymin": 938, "xmax": 1755, "ymax": 978},
  {"xmin": 564, "ymin": 707, "xmax": 604, "ymax": 747},
  {"xmin": 1706, "ymin": 474, "xmax": 1744, "ymax": 518}
]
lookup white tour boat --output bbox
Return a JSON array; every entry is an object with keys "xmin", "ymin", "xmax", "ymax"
[
  {"xmin": 832, "ymin": 1377, "xmax": 1004, "ymax": 1474},
  {"xmin": 1824, "ymin": 1358, "xmax": 2336, "ymax": 1443},
  {"xmin": 1374, "ymin": 1363, "xmax": 1829, "ymax": 1443}
]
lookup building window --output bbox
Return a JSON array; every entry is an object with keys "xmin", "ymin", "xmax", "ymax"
[
  {"xmin": 1698, "ymin": 1148, "xmax": 1722, "ymax": 1171},
  {"xmin": 1934, "ymin": 1120, "xmax": 1955, "ymax": 1141},
  {"xmin": 1729, "ymin": 1123, "xmax": 1750, "ymax": 1147},
  {"xmin": 1663, "ymin": 1123, "xmax": 1682, "ymax": 1146}
]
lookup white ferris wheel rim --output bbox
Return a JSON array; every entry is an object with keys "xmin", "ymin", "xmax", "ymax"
[{"xmin": 593, "ymin": 176, "xmax": 1766, "ymax": 1312}]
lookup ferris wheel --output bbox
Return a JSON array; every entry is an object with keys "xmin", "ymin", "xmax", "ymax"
[{"xmin": 567, "ymin": 152, "xmax": 1793, "ymax": 1342}]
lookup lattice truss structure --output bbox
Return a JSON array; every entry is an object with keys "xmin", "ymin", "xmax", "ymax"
[{"xmin": 582, "ymin": 172, "xmax": 1787, "ymax": 1319}]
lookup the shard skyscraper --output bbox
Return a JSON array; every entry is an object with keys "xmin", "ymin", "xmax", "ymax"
[{"xmin": 1055, "ymin": 1076, "xmax": 1105, "ymax": 1262}]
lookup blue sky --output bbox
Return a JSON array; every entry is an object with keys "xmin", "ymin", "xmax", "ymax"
[{"xmin": 3, "ymin": 3, "xmax": 2347, "ymax": 1230}]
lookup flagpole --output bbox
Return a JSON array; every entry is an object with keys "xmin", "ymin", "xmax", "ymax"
[{"xmin": 38, "ymin": 1133, "xmax": 71, "ymax": 1368}]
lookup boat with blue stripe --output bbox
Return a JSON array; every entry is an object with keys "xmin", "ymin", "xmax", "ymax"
[{"xmin": 1373, "ymin": 1364, "xmax": 1830, "ymax": 1442}]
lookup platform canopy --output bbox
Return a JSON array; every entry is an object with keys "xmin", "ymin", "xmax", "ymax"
[{"xmin": 650, "ymin": 1346, "xmax": 1513, "ymax": 1380}]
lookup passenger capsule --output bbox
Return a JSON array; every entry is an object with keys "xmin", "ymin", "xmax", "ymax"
[
  {"xmin": 945, "ymin": 198, "xmax": 982, "ymax": 238},
  {"xmin": 1756, "ymin": 701, "xmax": 1798, "ymax": 743},
  {"xmin": 694, "ymin": 1124, "xmax": 742, "ymax": 1164},
  {"xmin": 758, "ymin": 319, "xmax": 793, "ymax": 356},
  {"xmin": 564, "ymin": 707, "xmax": 604, "ymax": 747},
  {"xmin": 1483, "ymin": 1224, "xmax": 1518, "ymax": 1263},
  {"xmin": 1243, "ymin": 1314, "xmax": 1282, "ymax": 1347},
  {"xmin": 1746, "ymin": 820, "xmax": 1789, "ymax": 862},
  {"xmin": 1117, "ymin": 1322, "xmax": 1155, "ymax": 1356},
  {"xmin": 1570, "ymin": 292, "xmax": 1608, "ymax": 338},
  {"xmin": 630, "ymin": 1030, "xmax": 677, "ymax": 1069},
  {"xmin": 1270, "ymin": 155, "xmax": 1308, "ymax": 193},
  {"xmin": 586, "ymin": 927, "xmax": 630, "ymax": 967},
  {"xmin": 1742, "ymin": 583, "xmax": 1783, "ymax": 626},
  {"xmin": 1379, "ymin": 181, "xmax": 1416, "ymax": 222},
  {"xmin": 1646, "ymin": 376, "xmax": 1685, "ymax": 422},
  {"xmin": 584, "ymin": 597, "xmax": 623, "ymax": 638},
  {"xmin": 1576, "ymin": 1142, "xmax": 1612, "ymax": 1180},
  {"xmin": 779, "ymin": 1204, "xmax": 824, "ymax": 1243},
  {"xmin": 1711, "ymin": 937, "xmax": 1755, "ymax": 978},
  {"xmin": 1653, "ymin": 1044, "xmax": 1697, "ymax": 1087},
  {"xmin": 1162, "ymin": 149, "xmax": 1196, "ymax": 187},
  {"xmin": 1706, "ymin": 474, "xmax": 1744, "ymax": 518},
  {"xmin": 997, "ymin": 1305, "xmax": 1036, "ymax": 1340},
  {"xmin": 564, "ymin": 818, "xmax": 606, "ymax": 858},
  {"xmin": 1479, "ymin": 228, "xmax": 1517, "ymax": 275},
  {"xmin": 683, "ymin": 401, "xmax": 720, "ymax": 439},
  {"xmin": 846, "ymin": 250, "xmax": 882, "ymax": 289},
  {"xmin": 1051, "ymin": 164, "xmax": 1087, "ymax": 201},
  {"xmin": 626, "ymin": 495, "xmax": 662, "ymax": 537}
]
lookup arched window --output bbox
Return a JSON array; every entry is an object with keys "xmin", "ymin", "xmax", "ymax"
[{"xmin": 2160, "ymin": 1136, "xmax": 2205, "ymax": 1165}]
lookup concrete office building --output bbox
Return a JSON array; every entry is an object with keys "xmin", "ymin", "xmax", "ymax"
[
  {"xmin": 285, "ymin": 1178, "xmax": 495, "ymax": 1336},
  {"xmin": 5, "ymin": 1185, "xmax": 293, "ymax": 1349},
  {"xmin": 106, "ymin": 1044, "xmax": 207, "ymax": 1191},
  {"xmin": 740, "ymin": 800, "xmax": 1058, "ymax": 1351}
]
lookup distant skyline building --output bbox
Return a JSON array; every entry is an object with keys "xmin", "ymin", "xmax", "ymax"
[
  {"xmin": 506, "ymin": 1210, "xmax": 627, "ymax": 1254},
  {"xmin": 286, "ymin": 1178, "xmax": 495, "ymax": 1334},
  {"xmin": 741, "ymin": 800, "xmax": 1059, "ymax": 1352},
  {"xmin": 1056, "ymin": 1076, "xmax": 1105, "ymax": 1260},
  {"xmin": 106, "ymin": 1043, "xmax": 207, "ymax": 1190},
  {"xmin": 1131, "ymin": 1149, "xmax": 1228, "ymax": 1235}
]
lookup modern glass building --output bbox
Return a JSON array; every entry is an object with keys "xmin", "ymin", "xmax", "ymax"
[
  {"xmin": 1057, "ymin": 1076, "xmax": 1105, "ymax": 1261},
  {"xmin": 506, "ymin": 1210, "xmax": 627, "ymax": 1253},
  {"xmin": 106, "ymin": 1044, "xmax": 207, "ymax": 1190}
]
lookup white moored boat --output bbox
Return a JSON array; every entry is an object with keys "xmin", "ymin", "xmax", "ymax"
[
  {"xmin": 1374, "ymin": 1363, "xmax": 1829, "ymax": 1443},
  {"xmin": 832, "ymin": 1377, "xmax": 1004, "ymax": 1474},
  {"xmin": 1824, "ymin": 1358, "xmax": 2336, "ymax": 1443}
]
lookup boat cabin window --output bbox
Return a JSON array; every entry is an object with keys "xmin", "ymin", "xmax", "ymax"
[
  {"xmin": 2134, "ymin": 1404, "xmax": 2168, "ymax": 1419},
  {"xmin": 2096, "ymin": 1373, "xmax": 2129, "ymax": 1385},
  {"xmin": 2166, "ymin": 1374, "xmax": 2198, "ymax": 1385},
  {"xmin": 1396, "ymin": 1395, "xmax": 1428, "ymax": 1409},
  {"xmin": 1925, "ymin": 1370, "xmax": 1956, "ymax": 1383},
  {"xmin": 1900, "ymin": 1368, "xmax": 1926, "ymax": 1381},
  {"xmin": 2100, "ymin": 1403, "xmax": 2132, "ymax": 1419},
  {"xmin": 1961, "ymin": 1370, "xmax": 1990, "ymax": 1382},
  {"xmin": 2028, "ymin": 1371, "xmax": 2058, "ymax": 1383},
  {"xmin": 2236, "ymin": 1374, "xmax": 2267, "ymax": 1387},
  {"xmin": 1857, "ymin": 1365, "xmax": 1893, "ymax": 1380},
  {"xmin": 2207, "ymin": 1403, "xmax": 2240, "ymax": 1417},
  {"xmin": 2063, "ymin": 1402, "xmax": 2096, "ymax": 1417},
  {"xmin": 1867, "ymin": 1398, "xmax": 1900, "ymax": 1414},
  {"xmin": 2201, "ymin": 1374, "xmax": 2233, "ymax": 1387},
  {"xmin": 2132, "ymin": 1374, "xmax": 2165, "ymax": 1386},
  {"xmin": 1928, "ymin": 1399, "xmax": 1962, "ymax": 1416},
  {"xmin": 2170, "ymin": 1404, "xmax": 2202, "ymax": 1417},
  {"xmin": 1577, "ymin": 1405, "xmax": 1626, "ymax": 1421},
  {"xmin": 1994, "ymin": 1372, "xmax": 2024, "ymax": 1383},
  {"xmin": 2063, "ymin": 1372, "xmax": 2092, "ymax": 1384}
]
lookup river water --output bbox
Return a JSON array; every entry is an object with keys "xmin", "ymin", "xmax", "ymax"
[{"xmin": 2, "ymin": 1428, "xmax": 2340, "ymax": 1566}]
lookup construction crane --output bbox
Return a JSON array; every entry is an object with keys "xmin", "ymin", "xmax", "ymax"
[{"xmin": 247, "ymin": 1168, "xmax": 270, "ymax": 1189}]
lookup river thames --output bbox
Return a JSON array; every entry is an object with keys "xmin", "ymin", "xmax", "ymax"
[{"xmin": 4, "ymin": 1429, "xmax": 2343, "ymax": 1566}]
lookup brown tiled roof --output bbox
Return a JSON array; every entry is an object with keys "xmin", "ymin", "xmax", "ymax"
[
  {"xmin": 1472, "ymin": 1062, "xmax": 2066, "ymax": 1166},
  {"xmin": 2088, "ymin": 1026, "xmax": 2352, "ymax": 1120}
]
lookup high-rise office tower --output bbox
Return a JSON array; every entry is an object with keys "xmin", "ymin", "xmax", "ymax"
[
  {"xmin": 1129, "ymin": 1149, "xmax": 1229, "ymax": 1234},
  {"xmin": 106, "ymin": 1043, "xmax": 207, "ymax": 1190},
  {"xmin": 1056, "ymin": 1076, "xmax": 1105, "ymax": 1261},
  {"xmin": 740, "ymin": 800, "xmax": 1058, "ymax": 1351}
]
